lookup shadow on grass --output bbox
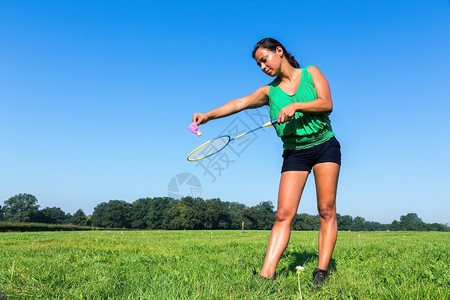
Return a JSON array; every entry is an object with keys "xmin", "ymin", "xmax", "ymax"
[{"xmin": 279, "ymin": 250, "xmax": 337, "ymax": 276}]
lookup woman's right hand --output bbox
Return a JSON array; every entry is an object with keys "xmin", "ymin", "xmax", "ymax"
[{"xmin": 192, "ymin": 113, "xmax": 209, "ymax": 125}]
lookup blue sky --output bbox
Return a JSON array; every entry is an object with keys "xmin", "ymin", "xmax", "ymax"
[{"xmin": 1, "ymin": 0, "xmax": 449, "ymax": 224}]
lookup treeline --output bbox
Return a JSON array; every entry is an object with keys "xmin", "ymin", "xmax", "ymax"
[
  {"xmin": 1, "ymin": 193, "xmax": 448, "ymax": 231},
  {"xmin": 0, "ymin": 194, "xmax": 89, "ymax": 226}
]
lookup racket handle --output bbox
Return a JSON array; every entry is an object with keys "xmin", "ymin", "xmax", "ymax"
[
  {"xmin": 262, "ymin": 119, "xmax": 278, "ymax": 127},
  {"xmin": 263, "ymin": 119, "xmax": 278, "ymax": 127}
]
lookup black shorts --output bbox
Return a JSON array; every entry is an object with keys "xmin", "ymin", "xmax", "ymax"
[{"xmin": 281, "ymin": 137, "xmax": 341, "ymax": 173}]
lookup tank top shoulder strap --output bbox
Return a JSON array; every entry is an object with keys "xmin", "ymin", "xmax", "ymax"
[
  {"xmin": 303, "ymin": 65, "xmax": 316, "ymax": 73},
  {"xmin": 301, "ymin": 65, "xmax": 316, "ymax": 83},
  {"xmin": 268, "ymin": 79, "xmax": 278, "ymax": 88}
]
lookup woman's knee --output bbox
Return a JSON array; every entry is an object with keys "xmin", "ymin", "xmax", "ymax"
[
  {"xmin": 317, "ymin": 203, "xmax": 336, "ymax": 221},
  {"xmin": 275, "ymin": 208, "xmax": 296, "ymax": 223}
]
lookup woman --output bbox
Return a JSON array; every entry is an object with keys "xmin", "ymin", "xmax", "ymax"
[{"xmin": 192, "ymin": 38, "xmax": 341, "ymax": 286}]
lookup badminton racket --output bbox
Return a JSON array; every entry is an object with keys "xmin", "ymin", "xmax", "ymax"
[{"xmin": 187, "ymin": 119, "xmax": 277, "ymax": 162}]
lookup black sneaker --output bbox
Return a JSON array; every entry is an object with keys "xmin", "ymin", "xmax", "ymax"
[{"xmin": 312, "ymin": 268, "xmax": 329, "ymax": 286}]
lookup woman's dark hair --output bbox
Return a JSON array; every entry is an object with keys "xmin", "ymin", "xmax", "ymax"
[{"xmin": 252, "ymin": 38, "xmax": 300, "ymax": 68}]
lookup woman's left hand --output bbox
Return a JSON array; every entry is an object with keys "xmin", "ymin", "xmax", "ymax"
[{"xmin": 277, "ymin": 103, "xmax": 299, "ymax": 123}]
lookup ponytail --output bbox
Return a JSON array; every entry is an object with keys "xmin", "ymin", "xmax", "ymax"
[
  {"xmin": 252, "ymin": 38, "xmax": 300, "ymax": 68},
  {"xmin": 284, "ymin": 52, "xmax": 300, "ymax": 68}
]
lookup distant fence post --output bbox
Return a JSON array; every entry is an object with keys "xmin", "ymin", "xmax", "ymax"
[{"xmin": 242, "ymin": 221, "xmax": 245, "ymax": 233}]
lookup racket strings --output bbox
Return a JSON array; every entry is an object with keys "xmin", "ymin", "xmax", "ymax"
[{"xmin": 187, "ymin": 136, "xmax": 230, "ymax": 161}]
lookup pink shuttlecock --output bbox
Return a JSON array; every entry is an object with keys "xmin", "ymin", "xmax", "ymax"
[{"xmin": 187, "ymin": 122, "xmax": 202, "ymax": 136}]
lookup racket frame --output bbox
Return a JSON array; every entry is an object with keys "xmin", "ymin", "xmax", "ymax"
[{"xmin": 186, "ymin": 135, "xmax": 231, "ymax": 162}]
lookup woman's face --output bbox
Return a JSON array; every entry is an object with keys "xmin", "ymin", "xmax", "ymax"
[{"xmin": 254, "ymin": 47, "xmax": 282, "ymax": 77}]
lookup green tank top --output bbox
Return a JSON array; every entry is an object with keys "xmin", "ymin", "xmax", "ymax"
[{"xmin": 268, "ymin": 65, "xmax": 335, "ymax": 150}]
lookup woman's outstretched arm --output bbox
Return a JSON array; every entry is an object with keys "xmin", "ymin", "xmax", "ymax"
[{"xmin": 192, "ymin": 85, "xmax": 269, "ymax": 125}]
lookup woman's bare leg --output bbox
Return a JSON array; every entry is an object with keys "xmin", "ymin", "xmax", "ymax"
[
  {"xmin": 313, "ymin": 162, "xmax": 340, "ymax": 270},
  {"xmin": 260, "ymin": 171, "xmax": 309, "ymax": 278}
]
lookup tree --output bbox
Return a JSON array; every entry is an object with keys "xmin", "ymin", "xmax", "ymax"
[
  {"xmin": 130, "ymin": 197, "xmax": 175, "ymax": 229},
  {"xmin": 389, "ymin": 220, "xmax": 401, "ymax": 231},
  {"xmin": 367, "ymin": 221, "xmax": 388, "ymax": 231},
  {"xmin": 0, "ymin": 204, "xmax": 4, "ymax": 221},
  {"xmin": 71, "ymin": 209, "xmax": 88, "ymax": 226},
  {"xmin": 91, "ymin": 200, "xmax": 132, "ymax": 228},
  {"xmin": 36, "ymin": 207, "xmax": 67, "ymax": 224},
  {"xmin": 337, "ymin": 214, "xmax": 353, "ymax": 231},
  {"xmin": 292, "ymin": 213, "xmax": 320, "ymax": 231},
  {"xmin": 168, "ymin": 197, "xmax": 205, "ymax": 230},
  {"xmin": 64, "ymin": 213, "xmax": 73, "ymax": 224},
  {"xmin": 227, "ymin": 202, "xmax": 247, "ymax": 230},
  {"xmin": 204, "ymin": 198, "xmax": 231, "ymax": 229},
  {"xmin": 3, "ymin": 193, "xmax": 39, "ymax": 223},
  {"xmin": 352, "ymin": 216, "xmax": 370, "ymax": 231},
  {"xmin": 145, "ymin": 197, "xmax": 174, "ymax": 229},
  {"xmin": 131, "ymin": 198, "xmax": 152, "ymax": 229},
  {"xmin": 243, "ymin": 201, "xmax": 274, "ymax": 230},
  {"xmin": 425, "ymin": 222, "xmax": 449, "ymax": 232},
  {"xmin": 399, "ymin": 213, "xmax": 426, "ymax": 231},
  {"xmin": 257, "ymin": 201, "xmax": 275, "ymax": 230},
  {"xmin": 91, "ymin": 202, "xmax": 107, "ymax": 227}
]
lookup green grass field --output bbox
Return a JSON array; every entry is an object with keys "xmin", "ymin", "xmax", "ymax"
[{"xmin": 0, "ymin": 230, "xmax": 448, "ymax": 299}]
